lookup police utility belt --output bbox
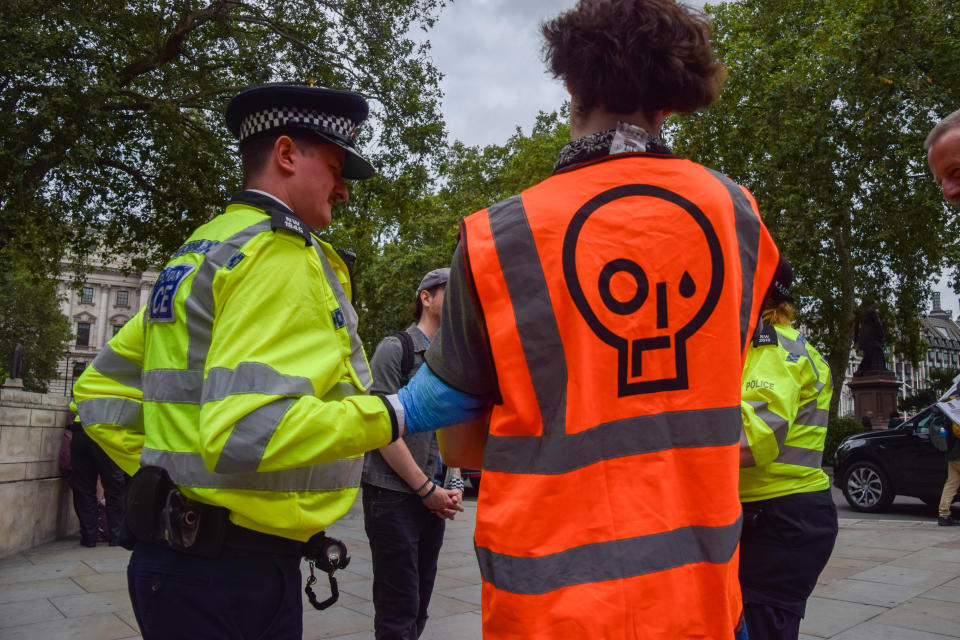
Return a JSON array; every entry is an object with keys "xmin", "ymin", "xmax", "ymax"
[{"xmin": 125, "ymin": 466, "xmax": 349, "ymax": 610}]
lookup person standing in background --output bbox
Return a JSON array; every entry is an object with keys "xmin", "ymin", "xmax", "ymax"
[
  {"xmin": 362, "ymin": 268, "xmax": 463, "ymax": 639},
  {"xmin": 66, "ymin": 404, "xmax": 128, "ymax": 547}
]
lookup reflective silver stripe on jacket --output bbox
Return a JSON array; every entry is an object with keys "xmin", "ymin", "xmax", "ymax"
[
  {"xmin": 778, "ymin": 332, "xmax": 820, "ymax": 379},
  {"xmin": 796, "ymin": 398, "xmax": 829, "ymax": 428},
  {"xmin": 142, "ymin": 370, "xmax": 204, "ymax": 403},
  {"xmin": 76, "ymin": 397, "xmax": 144, "ymax": 432},
  {"xmin": 776, "ymin": 445, "xmax": 823, "ymax": 468},
  {"xmin": 311, "ymin": 237, "xmax": 373, "ymax": 389},
  {"xmin": 91, "ymin": 345, "xmax": 143, "ymax": 391},
  {"xmin": 203, "ymin": 363, "xmax": 314, "ymax": 404},
  {"xmin": 487, "ymin": 195, "xmax": 567, "ymax": 437},
  {"xmin": 484, "ymin": 406, "xmax": 741, "ymax": 475},
  {"xmin": 747, "ymin": 399, "xmax": 827, "ymax": 469},
  {"xmin": 476, "ymin": 515, "xmax": 742, "ymax": 595},
  {"xmin": 706, "ymin": 170, "xmax": 763, "ymax": 355},
  {"xmin": 184, "ymin": 221, "xmax": 273, "ymax": 373},
  {"xmin": 745, "ymin": 400, "xmax": 790, "ymax": 447},
  {"xmin": 145, "ymin": 367, "xmax": 349, "ymax": 405},
  {"xmin": 216, "ymin": 397, "xmax": 296, "ymax": 473},
  {"xmin": 141, "ymin": 448, "xmax": 363, "ymax": 492}
]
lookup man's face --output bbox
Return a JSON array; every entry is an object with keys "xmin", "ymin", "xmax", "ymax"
[
  {"xmin": 292, "ymin": 142, "xmax": 348, "ymax": 229},
  {"xmin": 422, "ymin": 284, "xmax": 446, "ymax": 324},
  {"xmin": 928, "ymin": 128, "xmax": 960, "ymax": 208}
]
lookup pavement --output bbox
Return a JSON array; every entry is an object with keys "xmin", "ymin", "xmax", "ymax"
[{"xmin": 1, "ymin": 494, "xmax": 960, "ymax": 640}]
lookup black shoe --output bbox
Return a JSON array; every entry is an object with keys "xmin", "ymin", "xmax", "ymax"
[
  {"xmin": 938, "ymin": 516, "xmax": 960, "ymax": 526},
  {"xmin": 107, "ymin": 539, "xmax": 119, "ymax": 547},
  {"xmin": 80, "ymin": 540, "xmax": 96, "ymax": 548}
]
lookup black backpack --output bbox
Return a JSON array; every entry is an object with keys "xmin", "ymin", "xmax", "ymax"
[{"xmin": 392, "ymin": 330, "xmax": 416, "ymax": 385}]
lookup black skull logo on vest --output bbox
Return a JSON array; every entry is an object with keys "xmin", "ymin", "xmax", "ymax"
[{"xmin": 563, "ymin": 184, "xmax": 724, "ymax": 396}]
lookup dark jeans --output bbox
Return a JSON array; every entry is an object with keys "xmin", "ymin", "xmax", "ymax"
[
  {"xmin": 363, "ymin": 483, "xmax": 446, "ymax": 640},
  {"xmin": 127, "ymin": 542, "xmax": 302, "ymax": 640},
  {"xmin": 69, "ymin": 428, "xmax": 128, "ymax": 544}
]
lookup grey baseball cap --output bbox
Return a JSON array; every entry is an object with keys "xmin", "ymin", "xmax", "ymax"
[{"xmin": 418, "ymin": 268, "xmax": 450, "ymax": 294}]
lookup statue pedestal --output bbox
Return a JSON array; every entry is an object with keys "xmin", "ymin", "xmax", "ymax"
[
  {"xmin": 1, "ymin": 378, "xmax": 23, "ymax": 389},
  {"xmin": 848, "ymin": 372, "xmax": 899, "ymax": 429}
]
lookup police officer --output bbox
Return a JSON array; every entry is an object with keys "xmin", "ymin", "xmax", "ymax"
[
  {"xmin": 739, "ymin": 260, "xmax": 838, "ymax": 640},
  {"xmin": 73, "ymin": 85, "xmax": 404, "ymax": 639}
]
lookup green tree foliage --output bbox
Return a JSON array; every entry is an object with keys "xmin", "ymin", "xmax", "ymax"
[
  {"xmin": 669, "ymin": 0, "xmax": 960, "ymax": 416},
  {"xmin": 344, "ymin": 108, "xmax": 571, "ymax": 348},
  {"xmin": 0, "ymin": 253, "xmax": 71, "ymax": 392},
  {"xmin": 1, "ymin": 0, "xmax": 447, "ymax": 378},
  {"xmin": 928, "ymin": 366, "xmax": 960, "ymax": 398},
  {"xmin": 0, "ymin": 0, "xmax": 446, "ymax": 278}
]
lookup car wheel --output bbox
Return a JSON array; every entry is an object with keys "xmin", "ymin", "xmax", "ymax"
[{"xmin": 842, "ymin": 461, "xmax": 894, "ymax": 512}]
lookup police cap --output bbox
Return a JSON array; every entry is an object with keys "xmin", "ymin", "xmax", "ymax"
[
  {"xmin": 768, "ymin": 258, "xmax": 794, "ymax": 304},
  {"xmin": 225, "ymin": 84, "xmax": 375, "ymax": 180}
]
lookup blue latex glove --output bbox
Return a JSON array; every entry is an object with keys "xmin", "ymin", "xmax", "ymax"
[{"xmin": 397, "ymin": 364, "xmax": 491, "ymax": 434}]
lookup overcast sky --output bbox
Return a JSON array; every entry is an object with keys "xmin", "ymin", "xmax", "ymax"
[
  {"xmin": 425, "ymin": 0, "xmax": 709, "ymax": 148},
  {"xmin": 421, "ymin": 0, "xmax": 955, "ymax": 317}
]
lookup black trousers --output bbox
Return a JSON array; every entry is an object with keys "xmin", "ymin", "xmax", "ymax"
[
  {"xmin": 362, "ymin": 483, "xmax": 446, "ymax": 640},
  {"xmin": 740, "ymin": 488, "xmax": 838, "ymax": 640},
  {"xmin": 128, "ymin": 542, "xmax": 302, "ymax": 640},
  {"xmin": 69, "ymin": 428, "xmax": 129, "ymax": 544}
]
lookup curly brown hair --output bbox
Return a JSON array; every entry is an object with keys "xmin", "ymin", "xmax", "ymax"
[{"xmin": 542, "ymin": 0, "xmax": 725, "ymax": 118}]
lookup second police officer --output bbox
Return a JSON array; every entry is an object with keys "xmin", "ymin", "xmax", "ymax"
[
  {"xmin": 739, "ymin": 260, "xmax": 839, "ymax": 640},
  {"xmin": 73, "ymin": 85, "xmax": 407, "ymax": 639}
]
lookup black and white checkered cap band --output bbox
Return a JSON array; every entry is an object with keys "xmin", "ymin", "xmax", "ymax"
[{"xmin": 239, "ymin": 107, "xmax": 362, "ymax": 143}]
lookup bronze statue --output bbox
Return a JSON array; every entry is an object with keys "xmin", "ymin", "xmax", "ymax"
[
  {"xmin": 854, "ymin": 309, "xmax": 888, "ymax": 375},
  {"xmin": 10, "ymin": 341, "xmax": 24, "ymax": 379}
]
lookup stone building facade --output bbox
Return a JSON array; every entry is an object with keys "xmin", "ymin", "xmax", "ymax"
[{"xmin": 49, "ymin": 256, "xmax": 158, "ymax": 396}]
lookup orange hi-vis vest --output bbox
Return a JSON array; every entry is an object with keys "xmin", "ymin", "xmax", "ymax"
[{"xmin": 460, "ymin": 152, "xmax": 779, "ymax": 639}]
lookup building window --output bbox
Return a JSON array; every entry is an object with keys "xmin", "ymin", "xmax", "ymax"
[
  {"xmin": 80, "ymin": 287, "xmax": 93, "ymax": 303},
  {"xmin": 112, "ymin": 324, "xmax": 123, "ymax": 336},
  {"xmin": 77, "ymin": 322, "xmax": 90, "ymax": 346},
  {"xmin": 116, "ymin": 290, "xmax": 129, "ymax": 307}
]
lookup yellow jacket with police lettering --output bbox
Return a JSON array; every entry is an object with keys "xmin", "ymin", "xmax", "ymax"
[
  {"xmin": 740, "ymin": 320, "xmax": 833, "ymax": 502},
  {"xmin": 74, "ymin": 191, "xmax": 397, "ymax": 541}
]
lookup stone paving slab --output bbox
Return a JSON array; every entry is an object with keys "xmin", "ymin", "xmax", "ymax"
[
  {"xmin": 847, "ymin": 565, "xmax": 955, "ymax": 589},
  {"xmin": 1, "ymin": 507, "xmax": 960, "ymax": 639},
  {"xmin": 870, "ymin": 597, "xmax": 960, "ymax": 637},
  {"xmin": 830, "ymin": 621, "xmax": 960, "ymax": 639},
  {"xmin": 799, "ymin": 597, "xmax": 889, "ymax": 637},
  {"xmin": 0, "ymin": 613, "xmax": 138, "ymax": 640},
  {"xmin": 812, "ymin": 578, "xmax": 929, "ymax": 608}
]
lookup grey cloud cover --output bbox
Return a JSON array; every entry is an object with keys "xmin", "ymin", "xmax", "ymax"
[{"xmin": 426, "ymin": 0, "xmax": 711, "ymax": 147}]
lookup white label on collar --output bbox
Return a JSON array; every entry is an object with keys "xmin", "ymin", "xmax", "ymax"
[{"xmin": 610, "ymin": 121, "xmax": 652, "ymax": 154}]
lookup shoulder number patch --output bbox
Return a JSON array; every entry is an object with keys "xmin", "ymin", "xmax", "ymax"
[{"xmin": 149, "ymin": 264, "xmax": 196, "ymax": 322}]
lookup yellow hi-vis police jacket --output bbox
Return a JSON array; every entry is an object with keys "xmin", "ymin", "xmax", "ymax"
[
  {"xmin": 740, "ymin": 320, "xmax": 833, "ymax": 502},
  {"xmin": 73, "ymin": 191, "xmax": 399, "ymax": 542}
]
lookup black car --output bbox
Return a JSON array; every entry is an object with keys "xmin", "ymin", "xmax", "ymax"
[{"xmin": 834, "ymin": 405, "xmax": 959, "ymax": 512}]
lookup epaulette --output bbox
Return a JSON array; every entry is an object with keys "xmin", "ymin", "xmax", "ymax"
[
  {"xmin": 269, "ymin": 209, "xmax": 311, "ymax": 246},
  {"xmin": 752, "ymin": 321, "xmax": 779, "ymax": 348}
]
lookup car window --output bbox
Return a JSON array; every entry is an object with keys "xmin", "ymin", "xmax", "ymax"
[{"xmin": 915, "ymin": 409, "xmax": 948, "ymax": 435}]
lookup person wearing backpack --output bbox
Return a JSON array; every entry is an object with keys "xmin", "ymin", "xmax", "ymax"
[
  {"xmin": 361, "ymin": 267, "xmax": 464, "ymax": 639},
  {"xmin": 934, "ymin": 414, "xmax": 960, "ymax": 526}
]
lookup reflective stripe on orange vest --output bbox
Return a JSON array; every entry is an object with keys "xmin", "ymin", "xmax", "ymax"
[{"xmin": 461, "ymin": 153, "xmax": 779, "ymax": 638}]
